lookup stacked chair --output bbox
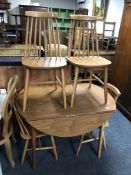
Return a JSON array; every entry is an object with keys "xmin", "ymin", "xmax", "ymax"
[
  {"xmin": 66, "ymin": 15, "xmax": 112, "ymax": 107},
  {"xmin": 66, "ymin": 15, "xmax": 120, "ymax": 158},
  {"xmin": 22, "ymin": 11, "xmax": 67, "ymax": 112}
]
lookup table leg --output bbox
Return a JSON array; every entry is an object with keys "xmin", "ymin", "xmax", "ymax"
[
  {"xmin": 31, "ymin": 127, "xmax": 36, "ymax": 169},
  {"xmin": 104, "ymin": 66, "xmax": 108, "ymax": 104},
  {"xmin": 88, "ymin": 69, "xmax": 93, "ymax": 89},
  {"xmin": 71, "ymin": 66, "xmax": 79, "ymax": 107},
  {"xmin": 23, "ymin": 68, "xmax": 30, "ymax": 112},
  {"xmin": 61, "ymin": 68, "xmax": 66, "ymax": 109}
]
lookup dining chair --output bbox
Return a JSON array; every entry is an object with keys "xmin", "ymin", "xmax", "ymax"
[
  {"xmin": 102, "ymin": 21, "xmax": 118, "ymax": 51},
  {"xmin": 22, "ymin": 11, "xmax": 67, "ymax": 112},
  {"xmin": 76, "ymin": 83, "xmax": 121, "ymax": 159},
  {"xmin": 0, "ymin": 74, "xmax": 18, "ymax": 167},
  {"xmin": 13, "ymin": 104, "xmax": 58, "ymax": 167},
  {"xmin": 66, "ymin": 15, "xmax": 111, "ymax": 107}
]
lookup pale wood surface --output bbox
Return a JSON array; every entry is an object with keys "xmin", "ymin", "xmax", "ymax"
[
  {"xmin": 0, "ymin": 75, "xmax": 18, "ymax": 168},
  {"xmin": 76, "ymin": 83, "xmax": 120, "ymax": 158},
  {"xmin": 13, "ymin": 105, "xmax": 58, "ymax": 168},
  {"xmin": 22, "ymin": 57, "xmax": 67, "ymax": 69},
  {"xmin": 66, "ymin": 56, "xmax": 111, "ymax": 68},
  {"xmin": 25, "ymin": 11, "xmax": 58, "ymax": 18},
  {"xmin": 16, "ymin": 83, "xmax": 116, "ymax": 137},
  {"xmin": 67, "ymin": 14, "xmax": 111, "ymax": 107},
  {"xmin": 22, "ymin": 11, "xmax": 67, "ymax": 111}
]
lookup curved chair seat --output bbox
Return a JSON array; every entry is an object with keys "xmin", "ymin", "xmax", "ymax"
[
  {"xmin": 22, "ymin": 57, "xmax": 67, "ymax": 69},
  {"xmin": 66, "ymin": 56, "xmax": 111, "ymax": 68}
]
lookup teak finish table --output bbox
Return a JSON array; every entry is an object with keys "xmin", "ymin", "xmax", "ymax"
[{"xmin": 16, "ymin": 83, "xmax": 116, "ymax": 167}]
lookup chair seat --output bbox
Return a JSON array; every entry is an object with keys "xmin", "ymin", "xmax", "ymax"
[
  {"xmin": 66, "ymin": 56, "xmax": 111, "ymax": 68},
  {"xmin": 22, "ymin": 57, "xmax": 67, "ymax": 69}
]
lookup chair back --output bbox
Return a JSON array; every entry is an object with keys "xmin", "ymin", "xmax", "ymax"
[
  {"xmin": 68, "ymin": 15, "xmax": 99, "ymax": 57},
  {"xmin": 24, "ymin": 11, "xmax": 61, "ymax": 58},
  {"xmin": 103, "ymin": 22, "xmax": 116, "ymax": 37},
  {"xmin": 1, "ymin": 75, "xmax": 19, "ymax": 137},
  {"xmin": 13, "ymin": 105, "xmax": 30, "ymax": 138},
  {"xmin": 107, "ymin": 83, "xmax": 121, "ymax": 102}
]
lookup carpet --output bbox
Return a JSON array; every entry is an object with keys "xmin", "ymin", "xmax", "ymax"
[{"xmin": 0, "ymin": 110, "xmax": 131, "ymax": 175}]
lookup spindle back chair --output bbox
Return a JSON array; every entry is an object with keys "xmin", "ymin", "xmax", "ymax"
[
  {"xmin": 22, "ymin": 11, "xmax": 67, "ymax": 112},
  {"xmin": 66, "ymin": 15, "xmax": 111, "ymax": 107}
]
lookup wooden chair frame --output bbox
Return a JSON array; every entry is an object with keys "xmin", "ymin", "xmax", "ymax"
[
  {"xmin": 76, "ymin": 83, "xmax": 121, "ymax": 159},
  {"xmin": 66, "ymin": 15, "xmax": 111, "ymax": 107},
  {"xmin": 0, "ymin": 75, "xmax": 19, "ymax": 167},
  {"xmin": 13, "ymin": 104, "xmax": 58, "ymax": 168},
  {"xmin": 22, "ymin": 11, "xmax": 67, "ymax": 112},
  {"xmin": 102, "ymin": 21, "xmax": 117, "ymax": 51}
]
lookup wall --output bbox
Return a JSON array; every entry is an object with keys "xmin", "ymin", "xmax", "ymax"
[
  {"xmin": 77, "ymin": 0, "xmax": 124, "ymax": 36},
  {"xmin": 106, "ymin": 0, "xmax": 124, "ymax": 36},
  {"xmin": 31, "ymin": 0, "xmax": 77, "ymax": 9}
]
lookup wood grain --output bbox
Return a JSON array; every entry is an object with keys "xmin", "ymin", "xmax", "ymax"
[{"xmin": 16, "ymin": 83, "xmax": 116, "ymax": 137}]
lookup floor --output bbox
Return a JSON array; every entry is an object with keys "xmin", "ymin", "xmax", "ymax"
[{"xmin": 0, "ymin": 110, "xmax": 131, "ymax": 175}]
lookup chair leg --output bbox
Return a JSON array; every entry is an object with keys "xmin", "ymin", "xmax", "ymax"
[
  {"xmin": 104, "ymin": 66, "xmax": 108, "ymax": 104},
  {"xmin": 88, "ymin": 69, "xmax": 93, "ymax": 89},
  {"xmin": 54, "ymin": 70, "xmax": 57, "ymax": 90},
  {"xmin": 51, "ymin": 136, "xmax": 58, "ymax": 160},
  {"xmin": 61, "ymin": 68, "xmax": 66, "ymax": 109},
  {"xmin": 38, "ymin": 138, "xmax": 41, "ymax": 147},
  {"xmin": 106, "ymin": 39, "xmax": 110, "ymax": 51},
  {"xmin": 97, "ymin": 124, "xmax": 104, "ymax": 159},
  {"xmin": 31, "ymin": 128, "xmax": 36, "ymax": 169},
  {"xmin": 71, "ymin": 66, "xmax": 79, "ymax": 107},
  {"xmin": 21, "ymin": 139, "xmax": 29, "ymax": 164},
  {"xmin": 23, "ymin": 68, "xmax": 30, "ymax": 112},
  {"xmin": 102, "ymin": 131, "xmax": 106, "ymax": 150},
  {"xmin": 4, "ymin": 138, "xmax": 15, "ymax": 168},
  {"xmin": 76, "ymin": 134, "xmax": 85, "ymax": 156}
]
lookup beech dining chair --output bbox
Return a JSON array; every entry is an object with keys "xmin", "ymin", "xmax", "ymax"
[
  {"xmin": 76, "ymin": 83, "xmax": 121, "ymax": 159},
  {"xmin": 0, "ymin": 75, "xmax": 18, "ymax": 167},
  {"xmin": 13, "ymin": 104, "xmax": 58, "ymax": 168},
  {"xmin": 66, "ymin": 15, "xmax": 111, "ymax": 107},
  {"xmin": 22, "ymin": 11, "xmax": 67, "ymax": 112}
]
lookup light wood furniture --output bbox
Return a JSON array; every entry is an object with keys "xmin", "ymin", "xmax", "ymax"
[
  {"xmin": 76, "ymin": 83, "xmax": 121, "ymax": 158},
  {"xmin": 102, "ymin": 22, "xmax": 117, "ymax": 51},
  {"xmin": 112, "ymin": 0, "xmax": 131, "ymax": 120},
  {"xmin": 22, "ymin": 11, "xmax": 67, "ymax": 112},
  {"xmin": 66, "ymin": 15, "xmax": 111, "ymax": 107},
  {"xmin": 0, "ymin": 74, "xmax": 18, "ymax": 167},
  {"xmin": 13, "ymin": 105, "xmax": 58, "ymax": 168},
  {"xmin": 16, "ymin": 83, "xmax": 116, "ymax": 161}
]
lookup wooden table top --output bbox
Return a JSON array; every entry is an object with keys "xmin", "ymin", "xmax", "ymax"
[{"xmin": 16, "ymin": 83, "xmax": 116, "ymax": 137}]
